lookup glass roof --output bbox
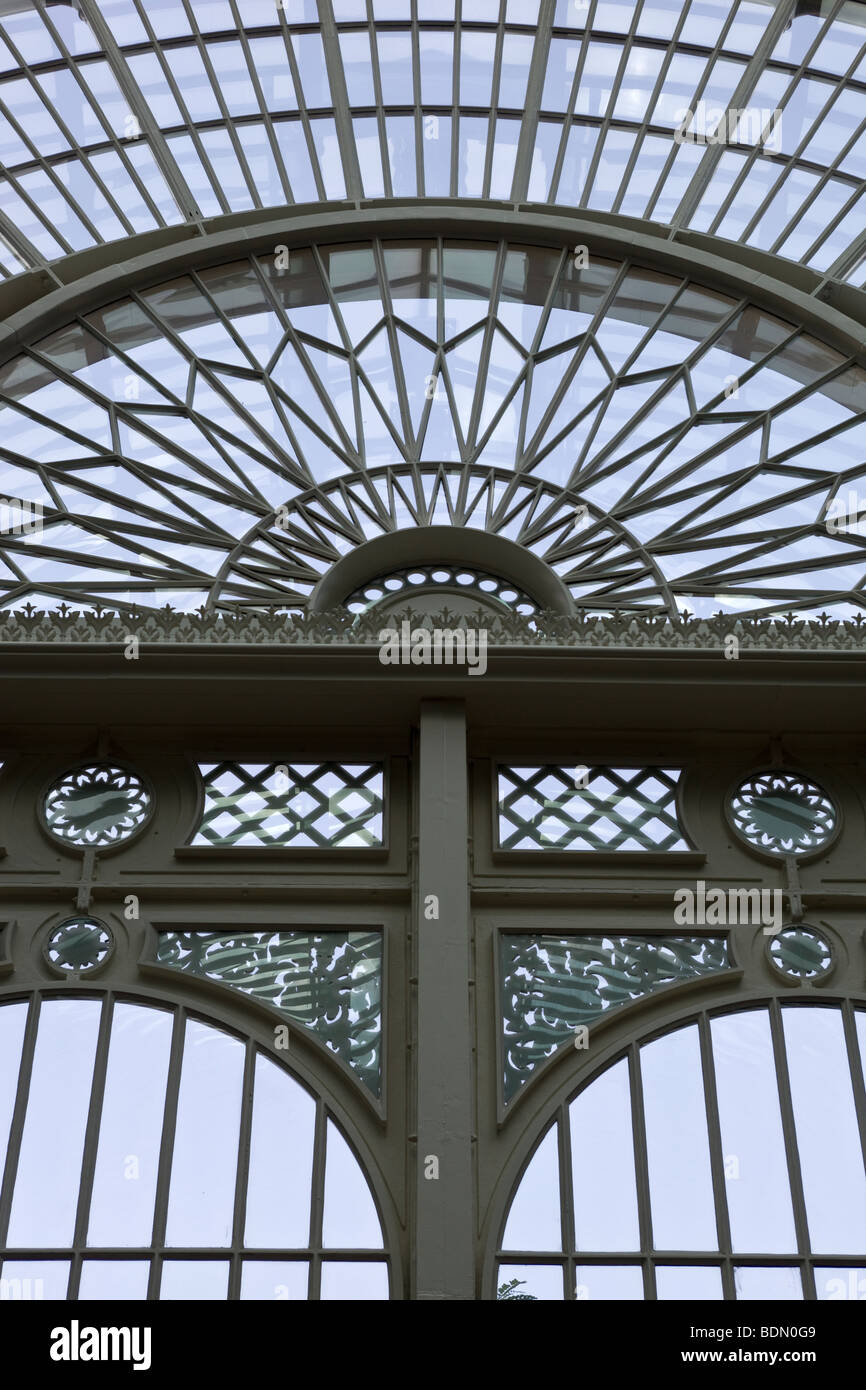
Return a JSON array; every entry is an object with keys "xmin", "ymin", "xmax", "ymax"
[
  {"xmin": 2, "ymin": 237, "xmax": 865, "ymax": 619},
  {"xmin": 1, "ymin": 0, "xmax": 866, "ymax": 285}
]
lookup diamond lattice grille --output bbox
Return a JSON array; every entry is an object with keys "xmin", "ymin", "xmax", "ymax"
[{"xmin": 497, "ymin": 765, "xmax": 689, "ymax": 850}]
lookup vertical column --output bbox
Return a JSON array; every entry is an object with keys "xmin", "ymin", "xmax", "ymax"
[{"xmin": 415, "ymin": 700, "xmax": 475, "ymax": 1300}]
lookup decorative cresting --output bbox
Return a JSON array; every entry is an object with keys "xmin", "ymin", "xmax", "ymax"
[
  {"xmin": 346, "ymin": 566, "xmax": 538, "ymax": 616},
  {"xmin": 5, "ymin": 608, "xmax": 866, "ymax": 649},
  {"xmin": 769, "ymin": 926, "xmax": 834, "ymax": 981},
  {"xmin": 2, "ymin": 240, "xmax": 866, "ymax": 618},
  {"xmin": 41, "ymin": 762, "xmax": 153, "ymax": 848},
  {"xmin": 499, "ymin": 934, "xmax": 730, "ymax": 1103},
  {"xmin": 728, "ymin": 770, "xmax": 838, "ymax": 857},
  {"xmin": 497, "ymin": 766, "xmax": 690, "ymax": 851},
  {"xmin": 192, "ymin": 762, "xmax": 384, "ymax": 849},
  {"xmin": 0, "ymin": 996, "xmax": 389, "ymax": 1300},
  {"xmin": 0, "ymin": 0, "xmax": 864, "ymax": 284},
  {"xmin": 44, "ymin": 917, "xmax": 113, "ymax": 976},
  {"xmin": 154, "ymin": 931, "xmax": 382, "ymax": 1097},
  {"xmin": 497, "ymin": 1004, "xmax": 866, "ymax": 1300}
]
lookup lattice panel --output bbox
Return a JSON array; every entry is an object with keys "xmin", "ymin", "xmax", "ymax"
[
  {"xmin": 155, "ymin": 930, "xmax": 382, "ymax": 1097},
  {"xmin": 192, "ymin": 762, "xmax": 384, "ymax": 849},
  {"xmin": 497, "ymin": 765, "xmax": 689, "ymax": 850},
  {"xmin": 500, "ymin": 934, "xmax": 730, "ymax": 1102}
]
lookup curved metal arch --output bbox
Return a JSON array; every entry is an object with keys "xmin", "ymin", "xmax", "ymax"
[
  {"xmin": 0, "ymin": 903, "xmax": 393, "ymax": 1127},
  {"xmin": 2, "ymin": 204, "xmax": 866, "ymax": 369},
  {"xmin": 3, "ymin": 0, "xmax": 866, "ymax": 293},
  {"xmin": 208, "ymin": 464, "xmax": 678, "ymax": 617},
  {"xmin": 2, "ymin": 212, "xmax": 865, "ymax": 622},
  {"xmin": 308, "ymin": 526, "xmax": 577, "ymax": 614},
  {"xmin": 0, "ymin": 967, "xmax": 406, "ymax": 1299},
  {"xmin": 481, "ymin": 968, "xmax": 866, "ymax": 1300}
]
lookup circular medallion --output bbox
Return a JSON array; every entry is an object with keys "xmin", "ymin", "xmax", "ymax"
[
  {"xmin": 768, "ymin": 926, "xmax": 833, "ymax": 980},
  {"xmin": 728, "ymin": 771, "xmax": 837, "ymax": 857},
  {"xmin": 42, "ymin": 763, "xmax": 153, "ymax": 849},
  {"xmin": 45, "ymin": 917, "xmax": 113, "ymax": 975}
]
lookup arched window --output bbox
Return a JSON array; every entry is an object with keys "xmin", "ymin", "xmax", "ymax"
[
  {"xmin": 0, "ymin": 996, "xmax": 389, "ymax": 1300},
  {"xmin": 497, "ymin": 1003, "xmax": 866, "ymax": 1301},
  {"xmin": 2, "ymin": 240, "xmax": 865, "ymax": 621}
]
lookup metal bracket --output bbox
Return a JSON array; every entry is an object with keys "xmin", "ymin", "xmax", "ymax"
[
  {"xmin": 75, "ymin": 847, "xmax": 97, "ymax": 912},
  {"xmin": 784, "ymin": 853, "xmax": 803, "ymax": 922}
]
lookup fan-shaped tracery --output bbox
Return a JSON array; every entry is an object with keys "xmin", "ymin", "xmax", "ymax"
[
  {"xmin": 1, "ymin": 239, "xmax": 866, "ymax": 619},
  {"xmin": 0, "ymin": 237, "xmax": 864, "ymax": 617},
  {"xmin": 225, "ymin": 466, "xmax": 673, "ymax": 613}
]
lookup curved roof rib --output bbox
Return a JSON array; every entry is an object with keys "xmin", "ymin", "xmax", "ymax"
[{"xmin": 1, "ymin": 0, "xmax": 866, "ymax": 286}]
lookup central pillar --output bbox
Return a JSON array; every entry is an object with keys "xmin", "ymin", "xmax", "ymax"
[{"xmin": 414, "ymin": 700, "xmax": 475, "ymax": 1299}]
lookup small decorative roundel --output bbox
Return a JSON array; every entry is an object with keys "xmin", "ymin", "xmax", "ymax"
[
  {"xmin": 42, "ymin": 763, "xmax": 152, "ymax": 848},
  {"xmin": 345, "ymin": 565, "xmax": 538, "ymax": 615},
  {"xmin": 46, "ymin": 917, "xmax": 113, "ymax": 974},
  {"xmin": 728, "ymin": 771, "xmax": 837, "ymax": 856},
  {"xmin": 769, "ymin": 926, "xmax": 833, "ymax": 980}
]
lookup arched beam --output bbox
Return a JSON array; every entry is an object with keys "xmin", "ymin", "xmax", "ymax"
[
  {"xmin": 309, "ymin": 527, "xmax": 578, "ymax": 616},
  {"xmin": 1, "ymin": 203, "xmax": 865, "ymax": 369}
]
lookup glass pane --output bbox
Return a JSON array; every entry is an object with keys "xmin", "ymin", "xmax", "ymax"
[
  {"xmin": 241, "ymin": 1261, "xmax": 309, "ymax": 1300},
  {"xmin": 641, "ymin": 1025, "xmax": 718, "ymax": 1251},
  {"xmin": 322, "ymin": 1121, "xmax": 383, "ymax": 1249},
  {"xmin": 244, "ymin": 1054, "xmax": 315, "ymax": 1248},
  {"xmin": 7, "ymin": 1000, "xmax": 101, "ymax": 1247},
  {"xmin": 160, "ymin": 1261, "xmax": 229, "ymax": 1300},
  {"xmin": 0, "ymin": 1260, "xmax": 69, "ymax": 1300},
  {"xmin": 164, "ymin": 1020, "xmax": 245, "ymax": 1247},
  {"xmin": 497, "ymin": 1263, "xmax": 564, "ymax": 1300},
  {"xmin": 854, "ymin": 1010, "xmax": 866, "ymax": 1099},
  {"xmin": 319, "ymin": 1262, "xmax": 389, "ymax": 1299},
  {"xmin": 0, "ymin": 1003, "xmax": 27, "ymax": 1162},
  {"xmin": 570, "ymin": 1059, "xmax": 640, "ymax": 1251},
  {"xmin": 734, "ymin": 1266, "xmax": 803, "ymax": 1300},
  {"xmin": 711, "ymin": 1010, "xmax": 797, "ymax": 1253},
  {"xmin": 79, "ymin": 1261, "xmax": 150, "ymax": 1299},
  {"xmin": 574, "ymin": 1264, "xmax": 644, "ymax": 1299},
  {"xmin": 656, "ymin": 1266, "xmax": 723, "ymax": 1300},
  {"xmin": 502, "ymin": 1126, "xmax": 562, "ymax": 1252},
  {"xmin": 88, "ymin": 1004, "xmax": 173, "ymax": 1247},
  {"xmin": 814, "ymin": 1267, "xmax": 866, "ymax": 1301},
  {"xmin": 783, "ymin": 1007, "xmax": 866, "ymax": 1254}
]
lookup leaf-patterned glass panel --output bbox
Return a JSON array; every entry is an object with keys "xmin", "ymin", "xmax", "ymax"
[
  {"xmin": 155, "ymin": 931, "xmax": 382, "ymax": 1096},
  {"xmin": 500, "ymin": 934, "xmax": 730, "ymax": 1102},
  {"xmin": 497, "ymin": 766, "xmax": 689, "ymax": 850},
  {"xmin": 192, "ymin": 763, "xmax": 384, "ymax": 848}
]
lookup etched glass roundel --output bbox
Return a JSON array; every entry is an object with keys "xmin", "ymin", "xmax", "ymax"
[
  {"xmin": 728, "ymin": 771, "xmax": 838, "ymax": 857},
  {"xmin": 769, "ymin": 927, "xmax": 834, "ymax": 980},
  {"xmin": 42, "ymin": 764, "xmax": 152, "ymax": 848},
  {"xmin": 45, "ymin": 918, "xmax": 113, "ymax": 975}
]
